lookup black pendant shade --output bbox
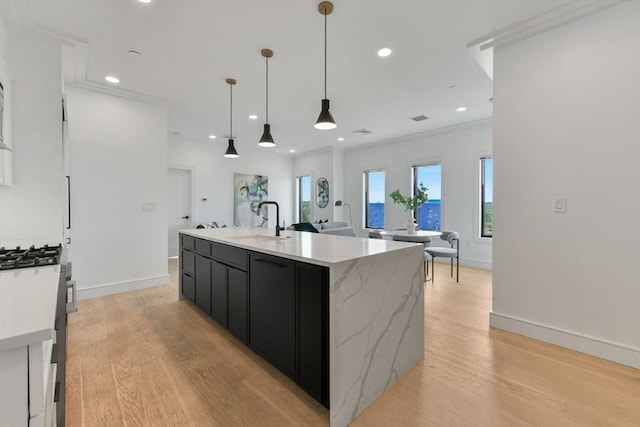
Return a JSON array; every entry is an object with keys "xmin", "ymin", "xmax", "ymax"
[
  {"xmin": 258, "ymin": 123, "xmax": 275, "ymax": 147},
  {"xmin": 315, "ymin": 98, "xmax": 336, "ymax": 130},
  {"xmin": 224, "ymin": 138, "xmax": 239, "ymax": 158}
]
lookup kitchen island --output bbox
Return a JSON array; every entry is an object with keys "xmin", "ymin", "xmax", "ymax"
[{"xmin": 179, "ymin": 227, "xmax": 424, "ymax": 427}]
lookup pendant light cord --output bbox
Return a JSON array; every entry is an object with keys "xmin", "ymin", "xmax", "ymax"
[
  {"xmin": 324, "ymin": 12, "xmax": 327, "ymax": 99},
  {"xmin": 266, "ymin": 56, "xmax": 269, "ymax": 124},
  {"xmin": 229, "ymin": 83, "xmax": 233, "ymax": 138}
]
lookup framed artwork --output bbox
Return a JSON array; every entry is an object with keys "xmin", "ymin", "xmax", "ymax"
[
  {"xmin": 234, "ymin": 173, "xmax": 268, "ymax": 226},
  {"xmin": 316, "ymin": 177, "xmax": 329, "ymax": 208}
]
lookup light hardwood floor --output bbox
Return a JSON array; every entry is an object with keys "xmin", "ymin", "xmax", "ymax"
[{"xmin": 66, "ymin": 260, "xmax": 640, "ymax": 426}]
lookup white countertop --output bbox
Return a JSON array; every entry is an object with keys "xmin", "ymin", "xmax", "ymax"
[
  {"xmin": 181, "ymin": 227, "xmax": 420, "ymax": 267},
  {"xmin": 0, "ymin": 265, "xmax": 59, "ymax": 352}
]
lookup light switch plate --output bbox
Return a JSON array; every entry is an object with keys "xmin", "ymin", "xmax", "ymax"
[{"xmin": 554, "ymin": 197, "xmax": 566, "ymax": 213}]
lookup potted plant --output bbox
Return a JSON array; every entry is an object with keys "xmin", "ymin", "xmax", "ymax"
[{"xmin": 389, "ymin": 183, "xmax": 429, "ymax": 234}]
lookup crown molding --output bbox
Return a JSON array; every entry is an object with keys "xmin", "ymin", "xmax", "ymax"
[{"xmin": 468, "ymin": 0, "xmax": 624, "ymax": 51}]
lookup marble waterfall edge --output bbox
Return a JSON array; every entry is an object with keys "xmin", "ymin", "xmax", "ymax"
[{"xmin": 329, "ymin": 245, "xmax": 424, "ymax": 427}]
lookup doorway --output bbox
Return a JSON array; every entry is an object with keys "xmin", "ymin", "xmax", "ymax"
[{"xmin": 168, "ymin": 167, "xmax": 193, "ymax": 258}]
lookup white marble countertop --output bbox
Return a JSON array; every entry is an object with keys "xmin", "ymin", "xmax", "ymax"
[
  {"xmin": 0, "ymin": 265, "xmax": 59, "ymax": 351},
  {"xmin": 180, "ymin": 227, "xmax": 421, "ymax": 267}
]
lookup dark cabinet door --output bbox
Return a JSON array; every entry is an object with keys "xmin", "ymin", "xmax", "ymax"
[
  {"xmin": 181, "ymin": 250, "xmax": 195, "ymax": 276},
  {"xmin": 194, "ymin": 256, "xmax": 212, "ymax": 315},
  {"xmin": 211, "ymin": 260, "xmax": 228, "ymax": 327},
  {"xmin": 249, "ymin": 252, "xmax": 296, "ymax": 377},
  {"xmin": 297, "ymin": 263, "xmax": 330, "ymax": 407},
  {"xmin": 181, "ymin": 273, "xmax": 195, "ymax": 302},
  {"xmin": 227, "ymin": 268, "xmax": 247, "ymax": 343}
]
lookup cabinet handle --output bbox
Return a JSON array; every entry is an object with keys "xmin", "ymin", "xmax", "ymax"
[{"xmin": 254, "ymin": 258, "xmax": 287, "ymax": 269}]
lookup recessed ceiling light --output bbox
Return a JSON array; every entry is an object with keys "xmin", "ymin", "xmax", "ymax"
[
  {"xmin": 208, "ymin": 135, "xmax": 216, "ymax": 139},
  {"xmin": 377, "ymin": 48, "xmax": 392, "ymax": 57},
  {"xmin": 105, "ymin": 76, "xmax": 120, "ymax": 84},
  {"xmin": 248, "ymin": 114, "xmax": 258, "ymax": 120},
  {"xmin": 138, "ymin": 0, "xmax": 152, "ymax": 3},
  {"xmin": 289, "ymin": 149, "xmax": 295, "ymax": 153},
  {"xmin": 337, "ymin": 137, "xmax": 344, "ymax": 141},
  {"xmin": 456, "ymin": 106, "xmax": 467, "ymax": 112}
]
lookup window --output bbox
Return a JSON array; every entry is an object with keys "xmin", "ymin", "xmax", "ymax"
[
  {"xmin": 364, "ymin": 170, "xmax": 385, "ymax": 229},
  {"xmin": 480, "ymin": 157, "xmax": 493, "ymax": 237},
  {"xmin": 413, "ymin": 163, "xmax": 442, "ymax": 231},
  {"xmin": 297, "ymin": 175, "xmax": 311, "ymax": 223}
]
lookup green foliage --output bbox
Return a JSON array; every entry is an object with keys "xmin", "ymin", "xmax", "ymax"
[
  {"xmin": 301, "ymin": 201, "xmax": 312, "ymax": 222},
  {"xmin": 390, "ymin": 183, "xmax": 429, "ymax": 211}
]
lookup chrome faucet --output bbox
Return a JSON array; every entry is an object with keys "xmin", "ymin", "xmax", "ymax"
[{"xmin": 257, "ymin": 201, "xmax": 280, "ymax": 236}]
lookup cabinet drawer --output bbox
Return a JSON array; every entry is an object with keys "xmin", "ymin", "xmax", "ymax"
[
  {"xmin": 181, "ymin": 273, "xmax": 195, "ymax": 302},
  {"xmin": 195, "ymin": 238, "xmax": 211, "ymax": 256},
  {"xmin": 212, "ymin": 242, "xmax": 247, "ymax": 270},
  {"xmin": 181, "ymin": 234, "xmax": 195, "ymax": 250},
  {"xmin": 181, "ymin": 250, "xmax": 195, "ymax": 276}
]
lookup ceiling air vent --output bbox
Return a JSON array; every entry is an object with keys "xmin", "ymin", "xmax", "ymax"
[
  {"xmin": 411, "ymin": 115, "xmax": 429, "ymax": 122},
  {"xmin": 352, "ymin": 128, "xmax": 372, "ymax": 136}
]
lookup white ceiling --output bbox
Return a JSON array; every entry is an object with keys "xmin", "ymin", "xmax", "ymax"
[{"xmin": 0, "ymin": 0, "xmax": 572, "ymax": 155}]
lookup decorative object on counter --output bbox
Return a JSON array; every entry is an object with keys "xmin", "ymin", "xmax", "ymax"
[
  {"xmin": 334, "ymin": 200, "xmax": 352, "ymax": 226},
  {"xmin": 390, "ymin": 183, "xmax": 429, "ymax": 234},
  {"xmin": 258, "ymin": 49, "xmax": 276, "ymax": 147},
  {"xmin": 196, "ymin": 221, "xmax": 224, "ymax": 229},
  {"xmin": 316, "ymin": 177, "xmax": 329, "ymax": 208},
  {"xmin": 314, "ymin": 1, "xmax": 337, "ymax": 130},
  {"xmin": 224, "ymin": 78, "xmax": 239, "ymax": 158},
  {"xmin": 234, "ymin": 173, "xmax": 268, "ymax": 227}
]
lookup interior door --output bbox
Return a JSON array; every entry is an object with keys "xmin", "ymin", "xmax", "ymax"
[{"xmin": 168, "ymin": 168, "xmax": 192, "ymax": 257}]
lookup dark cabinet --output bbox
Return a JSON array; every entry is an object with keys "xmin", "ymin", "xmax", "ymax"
[
  {"xmin": 179, "ymin": 234, "xmax": 328, "ymax": 408},
  {"xmin": 297, "ymin": 262, "xmax": 329, "ymax": 407},
  {"xmin": 227, "ymin": 268, "xmax": 247, "ymax": 343},
  {"xmin": 211, "ymin": 260, "xmax": 228, "ymax": 327},
  {"xmin": 195, "ymin": 256, "xmax": 212, "ymax": 315},
  {"xmin": 249, "ymin": 252, "xmax": 296, "ymax": 377}
]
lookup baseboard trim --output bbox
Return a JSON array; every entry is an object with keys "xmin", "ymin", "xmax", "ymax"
[
  {"xmin": 77, "ymin": 274, "xmax": 170, "ymax": 300},
  {"xmin": 490, "ymin": 312, "xmax": 640, "ymax": 369}
]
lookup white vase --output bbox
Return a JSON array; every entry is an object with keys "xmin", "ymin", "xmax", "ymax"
[{"xmin": 407, "ymin": 217, "xmax": 417, "ymax": 234}]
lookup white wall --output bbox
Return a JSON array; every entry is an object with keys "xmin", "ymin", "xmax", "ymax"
[
  {"xmin": 292, "ymin": 149, "xmax": 334, "ymax": 222},
  {"xmin": 492, "ymin": 1, "xmax": 640, "ymax": 368},
  {"xmin": 0, "ymin": 30, "xmax": 64, "ymax": 246},
  {"xmin": 66, "ymin": 86, "xmax": 169, "ymax": 298},
  {"xmin": 168, "ymin": 138, "xmax": 294, "ymax": 229},
  {"xmin": 343, "ymin": 122, "xmax": 493, "ymax": 269}
]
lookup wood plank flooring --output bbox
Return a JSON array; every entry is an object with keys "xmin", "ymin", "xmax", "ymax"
[{"xmin": 66, "ymin": 260, "xmax": 640, "ymax": 426}]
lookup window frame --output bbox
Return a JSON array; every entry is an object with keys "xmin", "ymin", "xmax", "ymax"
[{"xmin": 363, "ymin": 169, "xmax": 385, "ymax": 229}]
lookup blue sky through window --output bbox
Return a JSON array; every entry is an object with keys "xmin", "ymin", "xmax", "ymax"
[
  {"xmin": 368, "ymin": 171, "xmax": 385, "ymax": 202},
  {"xmin": 415, "ymin": 164, "xmax": 441, "ymax": 200}
]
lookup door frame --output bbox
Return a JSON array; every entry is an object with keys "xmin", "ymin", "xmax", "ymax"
[{"xmin": 168, "ymin": 165, "xmax": 196, "ymax": 258}]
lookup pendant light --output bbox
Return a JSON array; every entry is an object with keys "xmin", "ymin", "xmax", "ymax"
[
  {"xmin": 315, "ymin": 1, "xmax": 336, "ymax": 130},
  {"xmin": 224, "ymin": 78, "xmax": 239, "ymax": 158},
  {"xmin": 258, "ymin": 49, "xmax": 276, "ymax": 147}
]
